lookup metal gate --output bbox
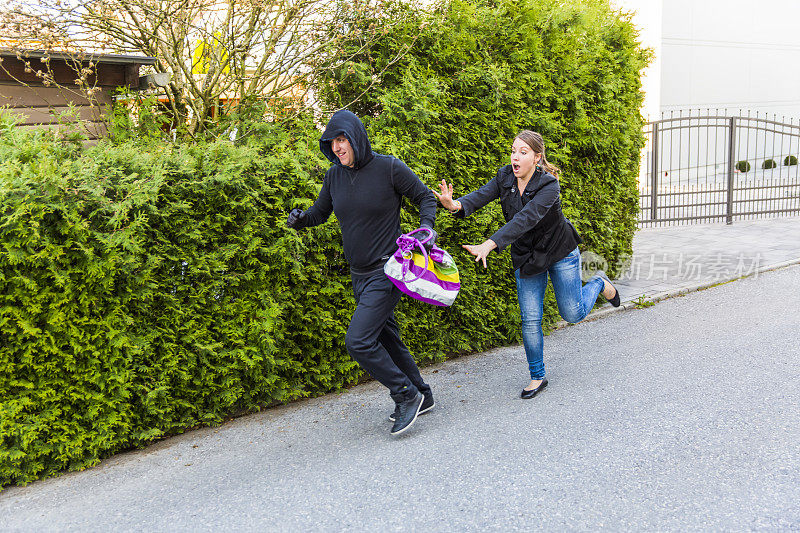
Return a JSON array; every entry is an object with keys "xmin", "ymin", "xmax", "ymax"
[{"xmin": 639, "ymin": 111, "xmax": 800, "ymax": 226}]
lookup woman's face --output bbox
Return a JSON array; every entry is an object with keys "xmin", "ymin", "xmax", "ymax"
[{"xmin": 510, "ymin": 138, "xmax": 540, "ymax": 180}]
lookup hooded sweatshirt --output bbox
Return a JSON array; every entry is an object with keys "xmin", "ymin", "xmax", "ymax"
[{"xmin": 299, "ymin": 110, "xmax": 437, "ymax": 273}]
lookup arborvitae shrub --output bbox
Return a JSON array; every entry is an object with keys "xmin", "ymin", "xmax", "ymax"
[
  {"xmin": 1, "ymin": 0, "xmax": 647, "ymax": 488},
  {"xmin": 762, "ymin": 159, "xmax": 777, "ymax": 169},
  {"xmin": 784, "ymin": 155, "xmax": 798, "ymax": 166},
  {"xmin": 316, "ymin": 0, "xmax": 649, "ymax": 278},
  {"xmin": 736, "ymin": 160, "xmax": 751, "ymax": 172}
]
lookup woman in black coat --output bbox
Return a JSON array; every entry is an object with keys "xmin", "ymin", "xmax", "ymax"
[{"xmin": 434, "ymin": 130, "xmax": 620, "ymax": 399}]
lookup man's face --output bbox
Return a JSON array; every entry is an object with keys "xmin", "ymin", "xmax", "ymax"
[{"xmin": 331, "ymin": 135, "xmax": 354, "ymax": 168}]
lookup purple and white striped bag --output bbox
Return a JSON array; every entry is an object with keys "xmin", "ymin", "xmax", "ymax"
[{"xmin": 384, "ymin": 228, "xmax": 460, "ymax": 307}]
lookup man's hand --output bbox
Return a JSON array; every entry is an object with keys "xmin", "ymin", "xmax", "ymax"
[
  {"xmin": 286, "ymin": 208, "xmax": 306, "ymax": 229},
  {"xmin": 419, "ymin": 225, "xmax": 438, "ymax": 252},
  {"xmin": 462, "ymin": 239, "xmax": 497, "ymax": 268}
]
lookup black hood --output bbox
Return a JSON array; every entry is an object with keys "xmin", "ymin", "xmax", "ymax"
[{"xmin": 319, "ymin": 110, "xmax": 374, "ymax": 170}]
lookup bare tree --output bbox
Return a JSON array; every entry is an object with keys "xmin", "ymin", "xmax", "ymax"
[{"xmin": 3, "ymin": 0, "xmax": 417, "ymax": 136}]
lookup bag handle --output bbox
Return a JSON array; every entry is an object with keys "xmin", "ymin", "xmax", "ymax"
[
  {"xmin": 395, "ymin": 230, "xmax": 431, "ymax": 283},
  {"xmin": 407, "ymin": 227, "xmax": 445, "ymax": 262},
  {"xmin": 407, "ymin": 227, "xmax": 434, "ymax": 245}
]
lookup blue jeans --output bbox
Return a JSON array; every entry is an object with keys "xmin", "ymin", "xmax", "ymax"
[{"xmin": 514, "ymin": 247, "xmax": 605, "ymax": 380}]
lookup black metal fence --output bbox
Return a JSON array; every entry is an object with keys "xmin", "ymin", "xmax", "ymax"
[{"xmin": 639, "ymin": 110, "xmax": 800, "ymax": 226}]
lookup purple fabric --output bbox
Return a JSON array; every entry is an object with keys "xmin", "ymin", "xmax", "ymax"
[
  {"xmin": 393, "ymin": 234, "xmax": 429, "ymax": 283},
  {"xmin": 397, "ymin": 257, "xmax": 461, "ymax": 291},
  {"xmin": 388, "ymin": 278, "xmax": 449, "ymax": 307}
]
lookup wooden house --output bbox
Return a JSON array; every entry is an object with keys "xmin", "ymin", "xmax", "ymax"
[{"xmin": 0, "ymin": 49, "xmax": 157, "ymax": 141}]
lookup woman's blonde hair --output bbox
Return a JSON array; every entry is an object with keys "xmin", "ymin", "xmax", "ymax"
[{"xmin": 515, "ymin": 130, "xmax": 560, "ymax": 178}]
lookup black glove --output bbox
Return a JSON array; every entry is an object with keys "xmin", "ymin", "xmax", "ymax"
[
  {"xmin": 286, "ymin": 208, "xmax": 306, "ymax": 229},
  {"xmin": 419, "ymin": 225, "xmax": 438, "ymax": 252}
]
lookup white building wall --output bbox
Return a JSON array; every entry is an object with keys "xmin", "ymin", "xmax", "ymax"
[
  {"xmin": 614, "ymin": 0, "xmax": 800, "ymax": 121},
  {"xmin": 611, "ymin": 0, "xmax": 662, "ymax": 122},
  {"xmin": 660, "ymin": 0, "xmax": 800, "ymax": 120}
]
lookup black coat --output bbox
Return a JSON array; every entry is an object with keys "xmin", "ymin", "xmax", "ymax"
[{"xmin": 456, "ymin": 165, "xmax": 582, "ymax": 277}]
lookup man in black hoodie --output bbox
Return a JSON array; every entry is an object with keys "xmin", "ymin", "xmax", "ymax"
[{"xmin": 286, "ymin": 110, "xmax": 437, "ymax": 435}]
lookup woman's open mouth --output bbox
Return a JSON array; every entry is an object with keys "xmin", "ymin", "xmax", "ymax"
[{"xmin": 512, "ymin": 163, "xmax": 520, "ymax": 172}]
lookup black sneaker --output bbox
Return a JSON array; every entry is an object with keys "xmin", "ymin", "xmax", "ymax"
[
  {"xmin": 389, "ymin": 391, "xmax": 424, "ymax": 435},
  {"xmin": 389, "ymin": 389, "xmax": 434, "ymax": 422}
]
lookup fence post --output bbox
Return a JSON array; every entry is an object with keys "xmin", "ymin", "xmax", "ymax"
[
  {"xmin": 650, "ymin": 122, "xmax": 659, "ymax": 222},
  {"xmin": 726, "ymin": 117, "xmax": 736, "ymax": 224}
]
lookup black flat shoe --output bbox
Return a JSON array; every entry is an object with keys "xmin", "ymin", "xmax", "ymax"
[
  {"xmin": 608, "ymin": 286, "xmax": 620, "ymax": 307},
  {"xmin": 520, "ymin": 378, "xmax": 548, "ymax": 399},
  {"xmin": 597, "ymin": 270, "xmax": 621, "ymax": 307}
]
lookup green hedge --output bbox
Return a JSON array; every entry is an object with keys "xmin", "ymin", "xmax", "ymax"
[
  {"xmin": 1, "ymin": 0, "xmax": 646, "ymax": 488},
  {"xmin": 0, "ymin": 119, "xmax": 350, "ymax": 486},
  {"xmin": 317, "ymin": 0, "xmax": 648, "ymax": 266}
]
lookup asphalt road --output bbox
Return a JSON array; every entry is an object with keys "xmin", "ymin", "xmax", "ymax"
[{"xmin": 2, "ymin": 265, "xmax": 799, "ymax": 532}]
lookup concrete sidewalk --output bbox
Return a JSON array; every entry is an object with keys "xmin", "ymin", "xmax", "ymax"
[{"xmin": 600, "ymin": 215, "xmax": 800, "ymax": 309}]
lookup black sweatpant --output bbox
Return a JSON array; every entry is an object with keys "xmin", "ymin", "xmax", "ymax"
[{"xmin": 346, "ymin": 270, "xmax": 430, "ymax": 398}]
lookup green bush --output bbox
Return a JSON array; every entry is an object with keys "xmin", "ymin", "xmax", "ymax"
[
  {"xmin": 1, "ymin": 0, "xmax": 647, "ymax": 488},
  {"xmin": 0, "ymin": 117, "xmax": 359, "ymax": 487},
  {"xmin": 762, "ymin": 159, "xmax": 777, "ymax": 169},
  {"xmin": 316, "ymin": 0, "xmax": 648, "ymax": 277},
  {"xmin": 784, "ymin": 155, "xmax": 798, "ymax": 166},
  {"xmin": 736, "ymin": 160, "xmax": 751, "ymax": 173}
]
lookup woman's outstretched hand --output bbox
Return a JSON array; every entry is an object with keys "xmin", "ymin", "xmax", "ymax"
[
  {"xmin": 463, "ymin": 239, "xmax": 497, "ymax": 268},
  {"xmin": 432, "ymin": 179, "xmax": 459, "ymax": 211}
]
